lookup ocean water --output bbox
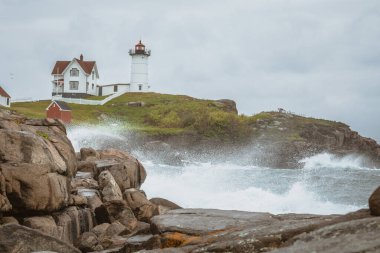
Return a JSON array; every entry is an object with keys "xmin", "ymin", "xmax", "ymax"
[{"xmin": 68, "ymin": 124, "xmax": 380, "ymax": 215}]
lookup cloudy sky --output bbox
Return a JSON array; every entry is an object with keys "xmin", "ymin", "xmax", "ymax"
[{"xmin": 0, "ymin": 0, "xmax": 379, "ymax": 141}]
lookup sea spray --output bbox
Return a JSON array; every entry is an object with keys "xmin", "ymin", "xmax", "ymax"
[
  {"xmin": 67, "ymin": 125, "xmax": 380, "ymax": 215},
  {"xmin": 141, "ymin": 161, "xmax": 369, "ymax": 215}
]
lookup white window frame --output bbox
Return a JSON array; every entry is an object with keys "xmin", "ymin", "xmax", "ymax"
[
  {"xmin": 69, "ymin": 81, "xmax": 79, "ymax": 90},
  {"xmin": 70, "ymin": 68, "xmax": 79, "ymax": 77}
]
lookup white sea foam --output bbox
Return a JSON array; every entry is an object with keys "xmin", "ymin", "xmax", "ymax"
[
  {"xmin": 300, "ymin": 153, "xmax": 368, "ymax": 170},
  {"xmin": 67, "ymin": 125, "xmax": 379, "ymax": 215},
  {"xmin": 142, "ymin": 162, "xmax": 363, "ymax": 215}
]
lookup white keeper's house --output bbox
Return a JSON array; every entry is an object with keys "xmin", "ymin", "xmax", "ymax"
[
  {"xmin": 51, "ymin": 54, "xmax": 99, "ymax": 98},
  {"xmin": 51, "ymin": 40, "xmax": 151, "ymax": 99}
]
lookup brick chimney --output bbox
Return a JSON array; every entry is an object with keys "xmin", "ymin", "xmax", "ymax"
[{"xmin": 80, "ymin": 54, "xmax": 83, "ymax": 61}]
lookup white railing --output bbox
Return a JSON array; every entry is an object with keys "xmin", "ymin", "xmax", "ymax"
[{"xmin": 52, "ymin": 91, "xmax": 127, "ymax": 106}]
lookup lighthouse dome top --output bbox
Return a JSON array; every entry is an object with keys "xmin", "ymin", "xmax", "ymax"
[{"xmin": 129, "ymin": 40, "xmax": 151, "ymax": 56}]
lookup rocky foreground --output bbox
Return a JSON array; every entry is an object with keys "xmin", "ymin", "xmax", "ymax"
[{"xmin": 1, "ymin": 108, "xmax": 380, "ymax": 253}]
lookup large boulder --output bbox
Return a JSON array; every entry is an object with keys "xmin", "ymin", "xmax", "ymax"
[
  {"xmin": 369, "ymin": 186, "xmax": 380, "ymax": 216},
  {"xmin": 1, "ymin": 163, "xmax": 70, "ymax": 212},
  {"xmin": 80, "ymin": 147, "xmax": 100, "ymax": 161},
  {"xmin": 95, "ymin": 200, "xmax": 138, "ymax": 233},
  {"xmin": 124, "ymin": 188, "xmax": 156, "ymax": 223},
  {"xmin": 0, "ymin": 223, "xmax": 81, "ymax": 253},
  {"xmin": 0, "ymin": 111, "xmax": 77, "ymax": 213},
  {"xmin": 98, "ymin": 149, "xmax": 147, "ymax": 190}
]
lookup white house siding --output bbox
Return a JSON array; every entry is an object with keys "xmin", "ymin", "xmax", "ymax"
[
  {"xmin": 130, "ymin": 54, "xmax": 149, "ymax": 92},
  {"xmin": 0, "ymin": 96, "xmax": 10, "ymax": 107},
  {"xmin": 63, "ymin": 61, "xmax": 88, "ymax": 94},
  {"xmin": 99, "ymin": 84, "xmax": 130, "ymax": 96},
  {"xmin": 118, "ymin": 84, "xmax": 130, "ymax": 93},
  {"xmin": 86, "ymin": 67, "xmax": 98, "ymax": 96}
]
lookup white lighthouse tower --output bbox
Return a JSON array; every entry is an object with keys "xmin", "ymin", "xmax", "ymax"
[{"xmin": 129, "ymin": 40, "xmax": 151, "ymax": 92}]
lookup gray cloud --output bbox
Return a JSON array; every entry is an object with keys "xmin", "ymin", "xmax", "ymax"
[{"xmin": 0, "ymin": 0, "xmax": 379, "ymax": 141}]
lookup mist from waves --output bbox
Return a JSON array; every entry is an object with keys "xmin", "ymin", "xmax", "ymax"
[{"xmin": 67, "ymin": 123, "xmax": 380, "ymax": 215}]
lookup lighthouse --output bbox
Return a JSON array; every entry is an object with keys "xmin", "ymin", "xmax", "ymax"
[{"xmin": 129, "ymin": 40, "xmax": 151, "ymax": 92}]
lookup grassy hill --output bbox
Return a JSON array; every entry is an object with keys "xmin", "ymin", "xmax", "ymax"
[
  {"xmin": 10, "ymin": 92, "xmax": 343, "ymax": 142},
  {"xmin": 11, "ymin": 93, "xmax": 251, "ymax": 139}
]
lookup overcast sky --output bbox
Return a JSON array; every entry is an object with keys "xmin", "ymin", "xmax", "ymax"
[{"xmin": 0, "ymin": 0, "xmax": 379, "ymax": 141}]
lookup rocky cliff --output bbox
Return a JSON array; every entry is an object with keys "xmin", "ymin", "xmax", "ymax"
[
  {"xmin": 136, "ymin": 111, "xmax": 380, "ymax": 168},
  {"xmin": 1, "ymin": 108, "xmax": 380, "ymax": 253}
]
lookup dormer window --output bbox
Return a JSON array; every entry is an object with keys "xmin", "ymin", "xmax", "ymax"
[{"xmin": 70, "ymin": 68, "xmax": 79, "ymax": 76}]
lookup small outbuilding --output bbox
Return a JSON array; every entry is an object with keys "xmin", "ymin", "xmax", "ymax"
[
  {"xmin": 46, "ymin": 100, "xmax": 72, "ymax": 124},
  {"xmin": 0, "ymin": 86, "xmax": 11, "ymax": 107}
]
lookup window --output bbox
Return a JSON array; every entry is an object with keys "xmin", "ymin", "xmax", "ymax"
[
  {"xmin": 139, "ymin": 85, "xmax": 142, "ymax": 91},
  {"xmin": 69, "ymin": 81, "xmax": 79, "ymax": 90},
  {"xmin": 92, "ymin": 71, "xmax": 94, "ymax": 80},
  {"xmin": 6, "ymin": 98, "xmax": 9, "ymax": 105},
  {"xmin": 86, "ymin": 82, "xmax": 89, "ymax": 92},
  {"xmin": 92, "ymin": 83, "xmax": 94, "ymax": 89},
  {"xmin": 70, "ymin": 68, "xmax": 79, "ymax": 76},
  {"xmin": 114, "ymin": 85, "xmax": 118, "ymax": 92}
]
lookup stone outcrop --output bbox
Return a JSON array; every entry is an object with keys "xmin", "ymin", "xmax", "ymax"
[
  {"xmin": 148, "ymin": 208, "xmax": 378, "ymax": 253},
  {"xmin": 0, "ymin": 109, "xmax": 77, "ymax": 213}
]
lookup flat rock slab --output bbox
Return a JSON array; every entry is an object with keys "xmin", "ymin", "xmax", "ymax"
[
  {"xmin": 150, "ymin": 209, "xmax": 343, "ymax": 253},
  {"xmin": 268, "ymin": 216, "xmax": 380, "ymax": 253},
  {"xmin": 0, "ymin": 224, "xmax": 80, "ymax": 253},
  {"xmin": 151, "ymin": 209, "xmax": 275, "ymax": 235}
]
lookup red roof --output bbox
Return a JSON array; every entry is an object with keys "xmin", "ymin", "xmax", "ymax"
[
  {"xmin": 51, "ymin": 57, "xmax": 96, "ymax": 75},
  {"xmin": 51, "ymin": 61, "xmax": 70, "ymax": 75},
  {"xmin": 0, "ymin": 86, "xmax": 10, "ymax": 98}
]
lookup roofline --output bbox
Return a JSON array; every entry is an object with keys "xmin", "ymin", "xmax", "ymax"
[{"xmin": 46, "ymin": 100, "xmax": 71, "ymax": 111}]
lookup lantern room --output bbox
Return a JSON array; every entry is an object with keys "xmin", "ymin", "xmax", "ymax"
[{"xmin": 129, "ymin": 40, "xmax": 151, "ymax": 56}]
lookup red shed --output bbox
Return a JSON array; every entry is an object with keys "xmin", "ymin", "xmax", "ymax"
[{"xmin": 46, "ymin": 100, "xmax": 72, "ymax": 124}]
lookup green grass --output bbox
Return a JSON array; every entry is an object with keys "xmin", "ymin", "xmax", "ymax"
[
  {"xmin": 9, "ymin": 93, "xmax": 344, "ymax": 141},
  {"xmin": 85, "ymin": 95, "xmax": 110, "ymax": 100}
]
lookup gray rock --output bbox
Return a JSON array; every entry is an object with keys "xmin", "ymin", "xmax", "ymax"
[
  {"xmin": 0, "ymin": 224, "xmax": 80, "ymax": 253},
  {"xmin": 268, "ymin": 217, "xmax": 380, "ymax": 253},
  {"xmin": 150, "ymin": 208, "xmax": 274, "ymax": 235}
]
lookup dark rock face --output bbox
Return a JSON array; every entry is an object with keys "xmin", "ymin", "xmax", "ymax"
[
  {"xmin": 95, "ymin": 200, "xmax": 138, "ymax": 232},
  {"xmin": 52, "ymin": 206, "xmax": 95, "ymax": 244},
  {"xmin": 369, "ymin": 186, "xmax": 380, "ymax": 216},
  {"xmin": 0, "ymin": 223, "xmax": 81, "ymax": 253}
]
